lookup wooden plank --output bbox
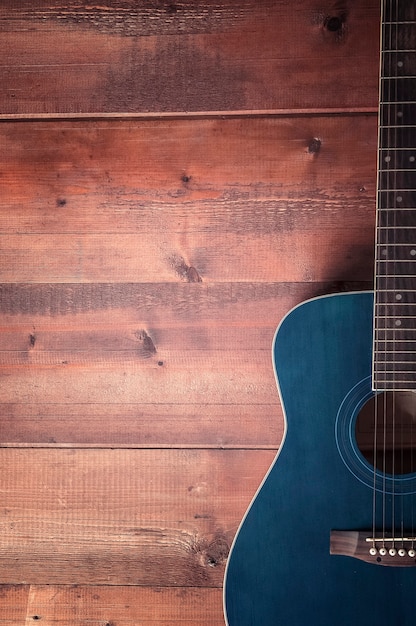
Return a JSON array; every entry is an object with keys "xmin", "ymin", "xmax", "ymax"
[
  {"xmin": 0, "ymin": 116, "xmax": 377, "ymax": 283},
  {"xmin": 0, "ymin": 282, "xmax": 370, "ymax": 446},
  {"xmin": 22, "ymin": 586, "xmax": 224, "ymax": 625},
  {"xmin": 0, "ymin": 448, "xmax": 275, "ymax": 585},
  {"xmin": 1, "ymin": 116, "xmax": 378, "ymax": 233},
  {"xmin": 0, "ymin": 0, "xmax": 380, "ymax": 116},
  {"xmin": 0, "ymin": 228, "xmax": 374, "ymax": 283},
  {"xmin": 0, "ymin": 353, "xmax": 276, "ymax": 405},
  {"xmin": 0, "ymin": 404, "xmax": 282, "ymax": 448}
]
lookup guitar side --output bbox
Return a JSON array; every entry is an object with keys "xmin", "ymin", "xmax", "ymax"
[{"xmin": 224, "ymin": 292, "xmax": 416, "ymax": 626}]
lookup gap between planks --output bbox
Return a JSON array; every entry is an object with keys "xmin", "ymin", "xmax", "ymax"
[
  {"xmin": 0, "ymin": 107, "xmax": 378, "ymax": 122},
  {"xmin": 0, "ymin": 443, "xmax": 279, "ymax": 450}
]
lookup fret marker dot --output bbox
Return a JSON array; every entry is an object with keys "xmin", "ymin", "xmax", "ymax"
[
  {"xmin": 396, "ymin": 294, "xmax": 402, "ymax": 300},
  {"xmin": 397, "ymin": 111, "xmax": 403, "ymax": 118},
  {"xmin": 398, "ymin": 61, "xmax": 404, "ymax": 67},
  {"xmin": 385, "ymin": 156, "xmax": 391, "ymax": 162},
  {"xmin": 395, "ymin": 320, "xmax": 402, "ymax": 326},
  {"xmin": 411, "ymin": 249, "xmax": 416, "ymax": 256},
  {"xmin": 397, "ymin": 195, "xmax": 403, "ymax": 202},
  {"xmin": 382, "ymin": 248, "xmax": 387, "ymax": 256},
  {"xmin": 410, "ymin": 156, "xmax": 415, "ymax": 163}
]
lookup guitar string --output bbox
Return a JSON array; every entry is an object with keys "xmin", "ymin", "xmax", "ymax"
[
  {"xmin": 383, "ymin": 0, "xmax": 392, "ymax": 551},
  {"xmin": 395, "ymin": 10, "xmax": 404, "ymax": 532},
  {"xmin": 391, "ymin": 0, "xmax": 398, "ymax": 551},
  {"xmin": 373, "ymin": 0, "xmax": 387, "ymax": 552},
  {"xmin": 373, "ymin": 0, "xmax": 385, "ymax": 552}
]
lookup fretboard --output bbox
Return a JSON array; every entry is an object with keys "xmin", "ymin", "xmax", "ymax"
[{"xmin": 373, "ymin": 0, "xmax": 416, "ymax": 391}]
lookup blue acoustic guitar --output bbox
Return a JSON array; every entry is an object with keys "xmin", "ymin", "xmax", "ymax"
[{"xmin": 224, "ymin": 2, "xmax": 416, "ymax": 624}]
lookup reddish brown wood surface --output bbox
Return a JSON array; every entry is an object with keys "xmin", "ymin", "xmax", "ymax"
[
  {"xmin": 0, "ymin": 448, "xmax": 275, "ymax": 585},
  {"xmin": 1, "ymin": 586, "xmax": 225, "ymax": 625},
  {"xmin": 0, "ymin": 0, "xmax": 379, "ymax": 116},
  {"xmin": 0, "ymin": 117, "xmax": 376, "ymax": 277},
  {"xmin": 0, "ymin": 0, "xmax": 380, "ymax": 623}
]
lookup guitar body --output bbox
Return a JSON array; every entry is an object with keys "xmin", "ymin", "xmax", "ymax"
[{"xmin": 224, "ymin": 292, "xmax": 416, "ymax": 626}]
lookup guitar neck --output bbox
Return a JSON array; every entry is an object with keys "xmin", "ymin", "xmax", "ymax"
[{"xmin": 373, "ymin": 0, "xmax": 416, "ymax": 391}]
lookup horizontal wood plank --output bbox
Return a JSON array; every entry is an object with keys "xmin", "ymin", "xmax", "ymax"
[
  {"xmin": 1, "ymin": 117, "xmax": 378, "ymax": 234},
  {"xmin": 0, "ymin": 0, "xmax": 380, "ymax": 116},
  {"xmin": 0, "ymin": 116, "xmax": 377, "ymax": 283},
  {"xmin": 0, "ymin": 281, "xmax": 369, "ymax": 446},
  {"xmin": 0, "ymin": 448, "xmax": 275, "ymax": 585},
  {"xmin": 0, "ymin": 229, "xmax": 374, "ymax": 283},
  {"xmin": 22, "ymin": 586, "xmax": 225, "ymax": 625}
]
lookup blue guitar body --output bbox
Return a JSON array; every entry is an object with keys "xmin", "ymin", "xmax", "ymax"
[{"xmin": 224, "ymin": 292, "xmax": 416, "ymax": 626}]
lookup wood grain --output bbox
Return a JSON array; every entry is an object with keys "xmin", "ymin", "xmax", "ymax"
[
  {"xmin": 0, "ymin": 585, "xmax": 30, "ymax": 624},
  {"xmin": 0, "ymin": 0, "xmax": 379, "ymax": 116},
  {"xmin": 0, "ymin": 116, "xmax": 376, "ymax": 283},
  {"xmin": 0, "ymin": 448, "xmax": 275, "ymax": 585},
  {"xmin": 0, "ymin": 282, "xmax": 369, "ymax": 446},
  {"xmin": 1, "ymin": 117, "xmax": 377, "ymax": 233},
  {"xmin": 1, "ymin": 586, "xmax": 224, "ymax": 625}
]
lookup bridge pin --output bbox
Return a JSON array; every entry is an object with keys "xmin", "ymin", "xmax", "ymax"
[
  {"xmin": 398, "ymin": 548, "xmax": 406, "ymax": 557},
  {"xmin": 389, "ymin": 548, "xmax": 397, "ymax": 557},
  {"xmin": 408, "ymin": 549, "xmax": 416, "ymax": 558},
  {"xmin": 369, "ymin": 547, "xmax": 377, "ymax": 556},
  {"xmin": 379, "ymin": 547, "xmax": 387, "ymax": 556}
]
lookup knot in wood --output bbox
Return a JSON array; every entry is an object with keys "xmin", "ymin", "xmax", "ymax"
[{"xmin": 308, "ymin": 138, "xmax": 321, "ymax": 154}]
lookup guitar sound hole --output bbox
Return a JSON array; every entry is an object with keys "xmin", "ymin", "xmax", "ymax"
[{"xmin": 355, "ymin": 392, "xmax": 416, "ymax": 476}]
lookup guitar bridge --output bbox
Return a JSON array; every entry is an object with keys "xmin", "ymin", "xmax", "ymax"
[{"xmin": 330, "ymin": 530, "xmax": 416, "ymax": 567}]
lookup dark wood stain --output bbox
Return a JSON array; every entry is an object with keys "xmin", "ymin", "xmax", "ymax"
[{"xmin": 103, "ymin": 41, "xmax": 248, "ymax": 112}]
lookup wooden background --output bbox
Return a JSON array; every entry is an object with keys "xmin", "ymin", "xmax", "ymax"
[{"xmin": 0, "ymin": 1, "xmax": 379, "ymax": 623}]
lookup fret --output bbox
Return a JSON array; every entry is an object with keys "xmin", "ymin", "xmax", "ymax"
[
  {"xmin": 379, "ymin": 146, "xmax": 416, "ymax": 150},
  {"xmin": 382, "ymin": 124, "xmax": 416, "ymax": 128},
  {"xmin": 380, "ymin": 100, "xmax": 416, "ymax": 104},
  {"xmin": 377, "ymin": 208, "xmax": 416, "ymax": 226},
  {"xmin": 375, "ymin": 328, "xmax": 416, "ymax": 336},
  {"xmin": 375, "ymin": 299, "xmax": 416, "ymax": 307},
  {"xmin": 377, "ymin": 207, "xmax": 416, "ymax": 215},
  {"xmin": 382, "ymin": 76, "xmax": 416, "ymax": 80},
  {"xmin": 374, "ymin": 370, "xmax": 416, "ymax": 377},
  {"xmin": 380, "ymin": 168, "xmax": 416, "ymax": 172},
  {"xmin": 373, "ymin": 378, "xmax": 416, "ymax": 390},
  {"xmin": 375, "ymin": 346, "xmax": 416, "ymax": 352},
  {"xmin": 375, "ymin": 300, "xmax": 416, "ymax": 308}
]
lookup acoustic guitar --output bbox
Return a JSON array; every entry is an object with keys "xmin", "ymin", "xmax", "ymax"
[{"xmin": 224, "ymin": 1, "xmax": 416, "ymax": 624}]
